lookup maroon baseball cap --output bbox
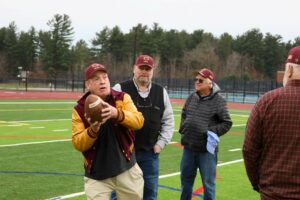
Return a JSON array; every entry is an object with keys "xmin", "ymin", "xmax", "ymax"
[
  {"xmin": 286, "ymin": 46, "xmax": 300, "ymax": 65},
  {"xmin": 85, "ymin": 63, "xmax": 107, "ymax": 80},
  {"xmin": 135, "ymin": 55, "xmax": 154, "ymax": 68},
  {"xmin": 195, "ymin": 68, "xmax": 215, "ymax": 81}
]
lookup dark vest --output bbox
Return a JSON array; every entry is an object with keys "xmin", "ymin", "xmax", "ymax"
[
  {"xmin": 120, "ymin": 80, "xmax": 164, "ymax": 151},
  {"xmin": 74, "ymin": 91, "xmax": 136, "ymax": 180}
]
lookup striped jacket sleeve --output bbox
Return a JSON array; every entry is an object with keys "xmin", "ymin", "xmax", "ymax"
[
  {"xmin": 72, "ymin": 108, "xmax": 97, "ymax": 152},
  {"xmin": 115, "ymin": 93, "xmax": 144, "ymax": 130}
]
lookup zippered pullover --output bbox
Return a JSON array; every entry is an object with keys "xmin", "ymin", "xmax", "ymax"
[{"xmin": 179, "ymin": 84, "xmax": 232, "ymax": 152}]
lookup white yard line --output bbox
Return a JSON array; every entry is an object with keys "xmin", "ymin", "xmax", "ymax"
[
  {"xmin": 232, "ymin": 124, "xmax": 246, "ymax": 127},
  {"xmin": 0, "ymin": 119, "xmax": 69, "ymax": 127},
  {"xmin": 0, "ymin": 102, "xmax": 75, "ymax": 104},
  {"xmin": 52, "ymin": 129, "xmax": 69, "ymax": 132},
  {"xmin": 47, "ymin": 192, "xmax": 85, "ymax": 200},
  {"xmin": 159, "ymin": 172, "xmax": 181, "ymax": 179},
  {"xmin": 4, "ymin": 119, "xmax": 70, "ymax": 123},
  {"xmin": 159, "ymin": 159, "xmax": 244, "ymax": 179},
  {"xmin": 47, "ymin": 159, "xmax": 244, "ymax": 200},
  {"xmin": 230, "ymin": 114, "xmax": 249, "ymax": 117},
  {"xmin": 217, "ymin": 159, "xmax": 244, "ymax": 167},
  {"xmin": 0, "ymin": 139, "xmax": 71, "ymax": 148},
  {"xmin": 229, "ymin": 148, "xmax": 241, "ymax": 152}
]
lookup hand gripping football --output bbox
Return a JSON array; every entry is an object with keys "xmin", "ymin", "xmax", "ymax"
[{"xmin": 84, "ymin": 94, "xmax": 103, "ymax": 123}]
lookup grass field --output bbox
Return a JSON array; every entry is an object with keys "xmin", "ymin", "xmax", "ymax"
[{"xmin": 0, "ymin": 99, "xmax": 259, "ymax": 200}]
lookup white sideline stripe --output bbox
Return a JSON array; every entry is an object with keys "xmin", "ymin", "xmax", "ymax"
[
  {"xmin": 230, "ymin": 114, "xmax": 249, "ymax": 117},
  {"xmin": 159, "ymin": 172, "xmax": 181, "ymax": 179},
  {"xmin": 30, "ymin": 127, "xmax": 45, "ymax": 129},
  {"xmin": 217, "ymin": 159, "xmax": 244, "ymax": 166},
  {"xmin": 47, "ymin": 192, "xmax": 85, "ymax": 200},
  {"xmin": 232, "ymin": 124, "xmax": 246, "ymax": 127},
  {"xmin": 0, "ymin": 102, "xmax": 75, "ymax": 105},
  {"xmin": 0, "ymin": 139, "xmax": 71, "ymax": 147},
  {"xmin": 52, "ymin": 129, "xmax": 69, "ymax": 132},
  {"xmin": 229, "ymin": 148, "xmax": 241, "ymax": 152},
  {"xmin": 49, "ymin": 159, "xmax": 244, "ymax": 199},
  {"xmin": 5, "ymin": 119, "xmax": 70, "ymax": 123},
  {"xmin": 159, "ymin": 159, "xmax": 244, "ymax": 179}
]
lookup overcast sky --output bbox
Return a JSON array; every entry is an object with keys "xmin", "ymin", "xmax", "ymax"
[{"xmin": 1, "ymin": 0, "xmax": 299, "ymax": 45}]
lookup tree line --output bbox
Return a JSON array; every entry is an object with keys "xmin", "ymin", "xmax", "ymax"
[{"xmin": 0, "ymin": 13, "xmax": 300, "ymax": 82}]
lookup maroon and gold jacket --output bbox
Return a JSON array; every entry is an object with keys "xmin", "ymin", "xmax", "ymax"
[{"xmin": 72, "ymin": 89, "xmax": 144, "ymax": 175}]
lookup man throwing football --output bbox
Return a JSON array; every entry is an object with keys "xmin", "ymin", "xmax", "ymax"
[{"xmin": 72, "ymin": 63, "xmax": 144, "ymax": 200}]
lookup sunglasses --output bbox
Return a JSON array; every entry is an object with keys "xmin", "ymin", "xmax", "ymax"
[{"xmin": 194, "ymin": 78, "xmax": 204, "ymax": 83}]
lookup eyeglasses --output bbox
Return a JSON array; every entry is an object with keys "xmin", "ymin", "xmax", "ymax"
[
  {"xmin": 136, "ymin": 96, "xmax": 152, "ymax": 108},
  {"xmin": 194, "ymin": 78, "xmax": 204, "ymax": 83}
]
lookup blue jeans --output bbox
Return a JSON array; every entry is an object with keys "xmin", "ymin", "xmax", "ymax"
[
  {"xmin": 111, "ymin": 150, "xmax": 159, "ymax": 200},
  {"xmin": 136, "ymin": 150, "xmax": 159, "ymax": 200},
  {"xmin": 180, "ymin": 148, "xmax": 217, "ymax": 200}
]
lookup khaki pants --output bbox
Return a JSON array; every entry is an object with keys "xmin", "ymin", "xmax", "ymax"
[{"xmin": 84, "ymin": 163, "xmax": 144, "ymax": 200}]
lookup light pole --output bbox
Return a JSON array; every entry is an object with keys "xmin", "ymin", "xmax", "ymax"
[
  {"xmin": 25, "ymin": 70, "xmax": 29, "ymax": 92},
  {"xmin": 17, "ymin": 66, "xmax": 23, "ymax": 89}
]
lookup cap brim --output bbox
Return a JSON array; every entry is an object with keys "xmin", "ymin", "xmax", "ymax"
[
  {"xmin": 85, "ymin": 68, "xmax": 107, "ymax": 80},
  {"xmin": 193, "ymin": 71, "xmax": 207, "ymax": 78},
  {"xmin": 136, "ymin": 64, "xmax": 153, "ymax": 68},
  {"xmin": 97, "ymin": 68, "xmax": 107, "ymax": 73}
]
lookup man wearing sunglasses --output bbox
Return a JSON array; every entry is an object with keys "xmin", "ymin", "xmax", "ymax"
[
  {"xmin": 112, "ymin": 55, "xmax": 175, "ymax": 200},
  {"xmin": 179, "ymin": 68, "xmax": 232, "ymax": 200}
]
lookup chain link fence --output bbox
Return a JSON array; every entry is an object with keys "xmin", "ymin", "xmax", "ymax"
[{"xmin": 0, "ymin": 76, "xmax": 281, "ymax": 104}]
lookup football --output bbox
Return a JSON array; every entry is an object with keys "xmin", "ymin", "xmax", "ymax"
[{"xmin": 84, "ymin": 94, "xmax": 104, "ymax": 123}]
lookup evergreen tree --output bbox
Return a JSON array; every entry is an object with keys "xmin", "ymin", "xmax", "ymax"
[
  {"xmin": 234, "ymin": 29, "xmax": 264, "ymax": 77},
  {"xmin": 39, "ymin": 14, "xmax": 74, "ymax": 80},
  {"xmin": 262, "ymin": 33, "xmax": 285, "ymax": 78},
  {"xmin": 15, "ymin": 27, "xmax": 38, "ymax": 71},
  {"xmin": 3, "ymin": 22, "xmax": 18, "ymax": 74}
]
